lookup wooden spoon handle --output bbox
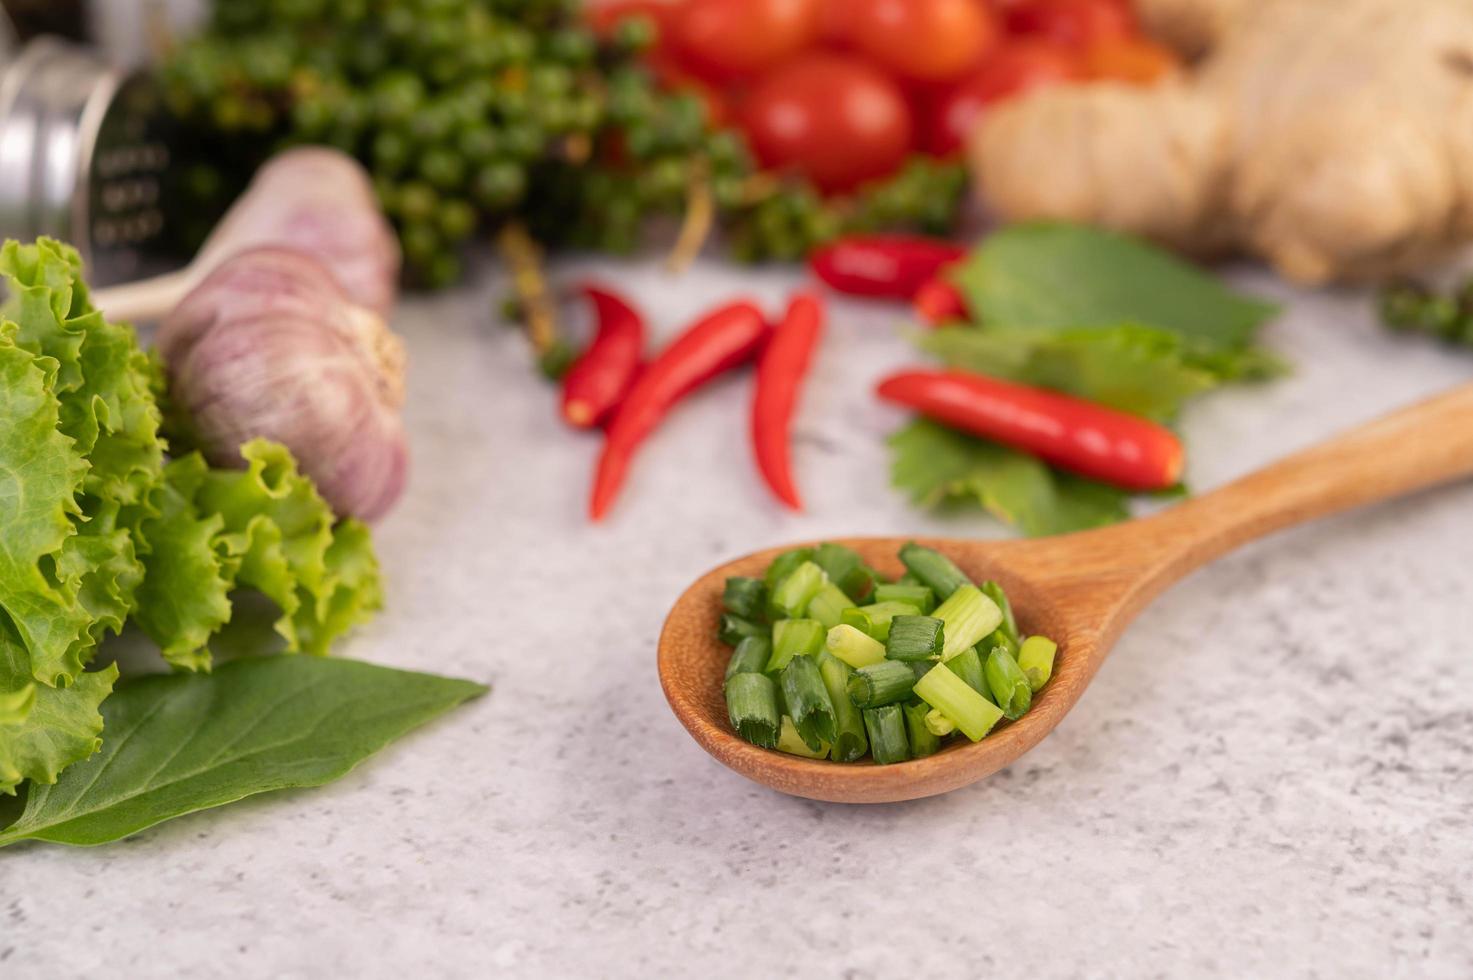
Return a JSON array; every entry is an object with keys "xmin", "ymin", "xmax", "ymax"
[
  {"xmin": 1023, "ymin": 383, "xmax": 1473, "ymax": 625},
  {"xmin": 1160, "ymin": 382, "xmax": 1473, "ymax": 564}
]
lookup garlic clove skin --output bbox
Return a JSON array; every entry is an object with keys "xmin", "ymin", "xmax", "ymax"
[
  {"xmin": 157, "ymin": 247, "xmax": 409, "ymax": 522},
  {"xmin": 196, "ymin": 147, "xmax": 401, "ymax": 318}
]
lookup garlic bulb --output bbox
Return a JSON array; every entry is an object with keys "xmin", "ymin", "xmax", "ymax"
[
  {"xmin": 157, "ymin": 247, "xmax": 409, "ymax": 522},
  {"xmin": 196, "ymin": 147, "xmax": 401, "ymax": 317}
]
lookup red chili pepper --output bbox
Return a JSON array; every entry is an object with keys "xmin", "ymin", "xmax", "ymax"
[
  {"xmin": 809, "ymin": 234, "xmax": 967, "ymax": 300},
  {"xmin": 591, "ymin": 299, "xmax": 769, "ymax": 521},
  {"xmin": 752, "ymin": 292, "xmax": 826, "ymax": 510},
  {"xmin": 876, "ymin": 369, "xmax": 1183, "ymax": 491},
  {"xmin": 562, "ymin": 284, "xmax": 645, "ymax": 429},
  {"xmin": 913, "ymin": 277, "xmax": 969, "ymax": 326}
]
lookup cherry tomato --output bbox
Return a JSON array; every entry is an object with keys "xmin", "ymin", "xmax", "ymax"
[
  {"xmin": 670, "ymin": 0, "xmax": 821, "ymax": 84},
  {"xmin": 741, "ymin": 53, "xmax": 914, "ymax": 194},
  {"xmin": 817, "ymin": 0, "xmax": 851, "ymax": 47},
  {"xmin": 924, "ymin": 41, "xmax": 1085, "ymax": 156},
  {"xmin": 1085, "ymin": 35, "xmax": 1180, "ymax": 84},
  {"xmin": 1005, "ymin": 0, "xmax": 1135, "ymax": 50},
  {"xmin": 847, "ymin": 0, "xmax": 1001, "ymax": 84}
]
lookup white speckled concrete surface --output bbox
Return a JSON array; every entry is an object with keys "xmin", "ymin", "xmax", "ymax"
[{"xmin": 5, "ymin": 257, "xmax": 1472, "ymax": 978}]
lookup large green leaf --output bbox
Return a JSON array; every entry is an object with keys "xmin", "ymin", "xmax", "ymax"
[
  {"xmin": 0, "ymin": 656, "xmax": 486, "ymax": 847},
  {"xmin": 952, "ymin": 222, "xmax": 1278, "ymax": 351},
  {"xmin": 889, "ymin": 419, "xmax": 1128, "ymax": 537}
]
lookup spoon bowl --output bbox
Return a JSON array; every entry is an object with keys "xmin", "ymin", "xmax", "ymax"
[{"xmin": 659, "ymin": 383, "xmax": 1473, "ymax": 802}]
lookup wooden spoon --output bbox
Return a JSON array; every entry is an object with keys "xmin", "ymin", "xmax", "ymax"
[{"xmin": 659, "ymin": 383, "xmax": 1473, "ymax": 803}]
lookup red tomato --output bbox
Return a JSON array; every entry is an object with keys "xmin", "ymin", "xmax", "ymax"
[
  {"xmin": 924, "ymin": 41, "xmax": 1085, "ymax": 155},
  {"xmin": 742, "ymin": 53, "xmax": 914, "ymax": 193},
  {"xmin": 1006, "ymin": 0, "xmax": 1136, "ymax": 50},
  {"xmin": 669, "ymin": 0, "xmax": 821, "ymax": 84},
  {"xmin": 847, "ymin": 0, "xmax": 1001, "ymax": 84},
  {"xmin": 817, "ymin": 0, "xmax": 851, "ymax": 47},
  {"xmin": 1085, "ymin": 35, "xmax": 1180, "ymax": 84}
]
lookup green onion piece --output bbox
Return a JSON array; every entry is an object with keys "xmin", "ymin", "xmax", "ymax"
[
  {"xmin": 913, "ymin": 664, "xmax": 1004, "ymax": 742},
  {"xmin": 924, "ymin": 708, "xmax": 955, "ymax": 737},
  {"xmin": 943, "ymin": 645, "xmax": 988, "ymax": 696},
  {"xmin": 899, "ymin": 542, "xmax": 974, "ymax": 600},
  {"xmin": 903, "ymin": 701, "xmax": 941, "ymax": 758},
  {"xmin": 846, "ymin": 659, "xmax": 919, "ymax": 708},
  {"xmin": 719, "ymin": 613, "xmax": 765, "ymax": 647},
  {"xmin": 764, "ymin": 547, "xmax": 814, "ymax": 589},
  {"xmin": 825, "ymin": 624, "xmax": 887, "ymax": 669},
  {"xmin": 817, "ymin": 652, "xmax": 868, "ymax": 763},
  {"xmin": 725, "ymin": 636, "xmax": 772, "ymax": 679},
  {"xmin": 813, "ymin": 542, "xmax": 879, "ymax": 602},
  {"xmin": 934, "ymin": 585, "xmax": 1003, "ymax": 660},
  {"xmin": 985, "ymin": 646, "xmax": 1033, "ymax": 720},
  {"xmin": 767, "ymin": 619, "xmax": 824, "ymax": 672},
  {"xmin": 981, "ymin": 580, "xmax": 1019, "ymax": 646},
  {"xmin": 862, "ymin": 705, "xmax": 909, "ymax": 765},
  {"xmin": 1016, "ymin": 635, "xmax": 1058, "ymax": 692},
  {"xmin": 873, "ymin": 583, "xmax": 936, "ymax": 614},
  {"xmin": 723, "ymin": 577, "xmax": 768, "ymax": 622},
  {"xmin": 776, "ymin": 716, "xmax": 828, "ymax": 758},
  {"xmin": 780, "ymin": 654, "xmax": 838, "ymax": 750},
  {"xmin": 895, "ymin": 572, "xmax": 923, "ymax": 588},
  {"xmin": 885, "ymin": 614, "xmax": 945, "ymax": 662},
  {"xmin": 807, "ymin": 582, "xmax": 857, "ymax": 630},
  {"xmin": 840, "ymin": 601, "xmax": 922, "ymax": 642},
  {"xmin": 724, "ymin": 673, "xmax": 780, "ymax": 748},
  {"xmin": 985, "ymin": 628, "xmax": 1019, "ymax": 660},
  {"xmin": 770, "ymin": 560, "xmax": 828, "ymax": 619}
]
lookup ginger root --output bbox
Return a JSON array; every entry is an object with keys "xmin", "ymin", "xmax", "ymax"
[{"xmin": 972, "ymin": 0, "xmax": 1473, "ymax": 284}]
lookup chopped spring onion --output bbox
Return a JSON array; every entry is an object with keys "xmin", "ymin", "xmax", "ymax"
[
  {"xmin": 714, "ymin": 541, "xmax": 1056, "ymax": 763},
  {"xmin": 770, "ymin": 560, "xmax": 828, "ymax": 619},
  {"xmin": 862, "ymin": 705, "xmax": 909, "ymax": 765},
  {"xmin": 885, "ymin": 615, "xmax": 945, "ymax": 662},
  {"xmin": 825, "ymin": 624, "xmax": 887, "ymax": 669},
  {"xmin": 1016, "ymin": 635, "xmax": 1058, "ymax": 693},
  {"xmin": 873, "ymin": 583, "xmax": 936, "ymax": 614},
  {"xmin": 846, "ymin": 659, "xmax": 918, "ymax": 708},
  {"xmin": 981, "ymin": 580, "xmax": 1019, "ymax": 646},
  {"xmin": 924, "ymin": 708, "xmax": 955, "ymax": 737},
  {"xmin": 725, "ymin": 636, "xmax": 771, "ymax": 679},
  {"xmin": 913, "ymin": 663, "xmax": 1004, "ymax": 742},
  {"xmin": 813, "ymin": 542, "xmax": 879, "ymax": 602},
  {"xmin": 903, "ymin": 701, "xmax": 941, "ymax": 758},
  {"xmin": 818, "ymin": 653, "xmax": 868, "ymax": 763},
  {"xmin": 780, "ymin": 654, "xmax": 838, "ymax": 750},
  {"xmin": 807, "ymin": 582, "xmax": 857, "ymax": 630},
  {"xmin": 942, "ymin": 645, "xmax": 988, "ymax": 697},
  {"xmin": 899, "ymin": 542, "xmax": 973, "ymax": 600},
  {"xmin": 840, "ymin": 601, "xmax": 922, "ymax": 643},
  {"xmin": 724, "ymin": 673, "xmax": 780, "ymax": 748},
  {"xmin": 723, "ymin": 576, "xmax": 768, "ymax": 622},
  {"xmin": 984, "ymin": 646, "xmax": 1032, "ymax": 720},
  {"xmin": 777, "ymin": 716, "xmax": 828, "ymax": 758},
  {"xmin": 719, "ymin": 613, "xmax": 766, "ymax": 647},
  {"xmin": 764, "ymin": 547, "xmax": 814, "ymax": 589},
  {"xmin": 767, "ymin": 618, "xmax": 824, "ymax": 672},
  {"xmin": 934, "ymin": 585, "xmax": 1003, "ymax": 660}
]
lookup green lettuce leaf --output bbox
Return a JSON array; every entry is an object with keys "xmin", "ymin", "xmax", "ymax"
[
  {"xmin": 0, "ymin": 656, "xmax": 485, "ymax": 847},
  {"xmin": 0, "ymin": 619, "xmax": 116, "ymax": 795},
  {"xmin": 951, "ymin": 222, "xmax": 1278, "ymax": 350},
  {"xmin": 889, "ymin": 419, "xmax": 1128, "ymax": 537}
]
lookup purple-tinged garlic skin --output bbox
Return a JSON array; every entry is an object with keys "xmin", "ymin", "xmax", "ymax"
[
  {"xmin": 197, "ymin": 147, "xmax": 401, "ymax": 318},
  {"xmin": 157, "ymin": 247, "xmax": 409, "ymax": 522}
]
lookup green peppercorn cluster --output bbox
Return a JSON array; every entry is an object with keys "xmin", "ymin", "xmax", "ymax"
[
  {"xmin": 1379, "ymin": 278, "xmax": 1473, "ymax": 346},
  {"xmin": 160, "ymin": 0, "xmax": 967, "ymax": 286}
]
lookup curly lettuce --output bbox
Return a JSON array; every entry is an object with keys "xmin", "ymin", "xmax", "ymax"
[{"xmin": 0, "ymin": 239, "xmax": 382, "ymax": 793}]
